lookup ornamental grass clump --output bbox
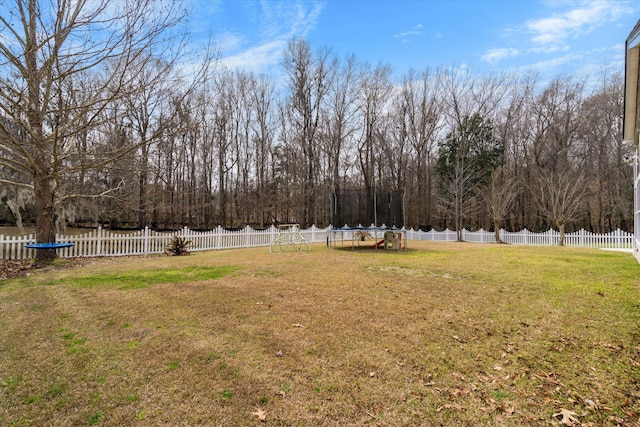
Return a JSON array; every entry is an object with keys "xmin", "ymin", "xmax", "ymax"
[{"xmin": 165, "ymin": 236, "xmax": 191, "ymax": 256}]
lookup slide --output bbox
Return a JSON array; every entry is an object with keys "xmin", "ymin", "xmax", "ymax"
[{"xmin": 372, "ymin": 239, "xmax": 385, "ymax": 249}]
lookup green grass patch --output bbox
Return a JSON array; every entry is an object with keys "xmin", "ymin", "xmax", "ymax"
[
  {"xmin": 0, "ymin": 242, "xmax": 638, "ymax": 426},
  {"xmin": 73, "ymin": 265, "xmax": 239, "ymax": 289},
  {"xmin": 6, "ymin": 265, "xmax": 240, "ymax": 289}
]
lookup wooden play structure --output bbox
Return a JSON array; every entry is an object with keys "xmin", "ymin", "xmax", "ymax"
[{"xmin": 328, "ymin": 188, "xmax": 406, "ymax": 251}]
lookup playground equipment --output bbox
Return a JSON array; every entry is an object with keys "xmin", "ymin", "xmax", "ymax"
[
  {"xmin": 328, "ymin": 188, "xmax": 406, "ymax": 251},
  {"xmin": 372, "ymin": 231, "xmax": 403, "ymax": 250},
  {"xmin": 328, "ymin": 227, "xmax": 406, "ymax": 251},
  {"xmin": 270, "ymin": 224, "xmax": 311, "ymax": 253}
]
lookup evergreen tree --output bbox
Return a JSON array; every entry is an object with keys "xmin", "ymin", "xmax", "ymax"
[{"xmin": 436, "ymin": 113, "xmax": 504, "ymax": 239}]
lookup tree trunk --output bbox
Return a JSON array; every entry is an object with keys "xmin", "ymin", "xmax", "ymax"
[
  {"xmin": 558, "ymin": 222, "xmax": 566, "ymax": 246},
  {"xmin": 494, "ymin": 222, "xmax": 501, "ymax": 243},
  {"xmin": 34, "ymin": 173, "xmax": 57, "ymax": 263}
]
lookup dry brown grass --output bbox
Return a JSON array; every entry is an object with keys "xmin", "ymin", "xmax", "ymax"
[{"xmin": 1, "ymin": 241, "xmax": 639, "ymax": 426}]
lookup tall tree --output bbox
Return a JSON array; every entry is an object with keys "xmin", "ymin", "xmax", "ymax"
[
  {"xmin": 281, "ymin": 38, "xmax": 332, "ymax": 226},
  {"xmin": 398, "ymin": 67, "xmax": 444, "ymax": 228},
  {"xmin": 0, "ymin": 0, "xmax": 192, "ymax": 262},
  {"xmin": 357, "ymin": 62, "xmax": 393, "ymax": 198},
  {"xmin": 529, "ymin": 77, "xmax": 584, "ymax": 172},
  {"xmin": 577, "ymin": 71, "xmax": 631, "ymax": 232},
  {"xmin": 323, "ymin": 54, "xmax": 361, "ymax": 193},
  {"xmin": 437, "ymin": 113, "xmax": 504, "ymax": 240},
  {"xmin": 532, "ymin": 169, "xmax": 588, "ymax": 246},
  {"xmin": 481, "ymin": 169, "xmax": 519, "ymax": 242},
  {"xmin": 249, "ymin": 74, "xmax": 277, "ymax": 227},
  {"xmin": 120, "ymin": 55, "xmax": 183, "ymax": 229}
]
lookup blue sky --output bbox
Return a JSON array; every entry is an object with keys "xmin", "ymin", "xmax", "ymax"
[{"xmin": 191, "ymin": 0, "xmax": 638, "ymax": 83}]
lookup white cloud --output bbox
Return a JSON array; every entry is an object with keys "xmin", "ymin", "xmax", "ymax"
[
  {"xmin": 216, "ymin": 0, "xmax": 324, "ymax": 74},
  {"xmin": 480, "ymin": 0, "xmax": 636, "ymax": 82},
  {"xmin": 526, "ymin": 0, "xmax": 634, "ymax": 48},
  {"xmin": 217, "ymin": 32, "xmax": 244, "ymax": 53},
  {"xmin": 481, "ymin": 48, "xmax": 520, "ymax": 65},
  {"xmin": 393, "ymin": 24, "xmax": 424, "ymax": 42},
  {"xmin": 528, "ymin": 50, "xmax": 585, "ymax": 71},
  {"xmin": 221, "ymin": 40, "xmax": 287, "ymax": 73}
]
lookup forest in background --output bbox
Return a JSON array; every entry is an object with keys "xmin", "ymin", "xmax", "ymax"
[{"xmin": 0, "ymin": 2, "xmax": 632, "ymax": 238}]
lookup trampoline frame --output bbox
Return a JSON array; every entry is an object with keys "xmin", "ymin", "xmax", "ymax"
[{"xmin": 327, "ymin": 227, "xmax": 406, "ymax": 251}]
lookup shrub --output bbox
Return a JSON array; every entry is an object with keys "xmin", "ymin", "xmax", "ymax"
[{"xmin": 165, "ymin": 236, "xmax": 191, "ymax": 256}]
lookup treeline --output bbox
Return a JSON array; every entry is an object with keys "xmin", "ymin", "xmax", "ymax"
[{"xmin": 1, "ymin": 37, "xmax": 632, "ymax": 234}]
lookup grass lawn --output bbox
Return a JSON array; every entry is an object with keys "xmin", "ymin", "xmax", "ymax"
[{"xmin": 1, "ymin": 241, "xmax": 639, "ymax": 426}]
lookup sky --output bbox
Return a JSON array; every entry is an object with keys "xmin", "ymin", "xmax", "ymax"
[{"xmin": 189, "ymin": 0, "xmax": 639, "ymax": 85}]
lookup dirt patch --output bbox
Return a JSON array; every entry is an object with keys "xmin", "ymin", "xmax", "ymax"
[
  {"xmin": 0, "ymin": 260, "xmax": 33, "ymax": 280},
  {"xmin": 0, "ymin": 257, "xmax": 95, "ymax": 280}
]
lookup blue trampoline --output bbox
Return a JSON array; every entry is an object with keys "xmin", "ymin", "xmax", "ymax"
[{"xmin": 25, "ymin": 242, "xmax": 75, "ymax": 249}]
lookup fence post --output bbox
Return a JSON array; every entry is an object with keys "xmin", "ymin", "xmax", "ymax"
[
  {"xmin": 616, "ymin": 228, "xmax": 621, "ymax": 249},
  {"xmin": 96, "ymin": 227, "xmax": 102, "ymax": 256},
  {"xmin": 143, "ymin": 226, "xmax": 149, "ymax": 256},
  {"xmin": 216, "ymin": 225, "xmax": 222, "ymax": 250}
]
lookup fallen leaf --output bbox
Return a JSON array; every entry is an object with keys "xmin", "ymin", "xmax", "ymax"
[
  {"xmin": 369, "ymin": 371, "xmax": 376, "ymax": 377},
  {"xmin": 584, "ymin": 399, "xmax": 596, "ymax": 411},
  {"xmin": 252, "ymin": 407, "xmax": 266, "ymax": 421},
  {"xmin": 436, "ymin": 403, "xmax": 466, "ymax": 412},
  {"xmin": 450, "ymin": 388, "xmax": 470, "ymax": 397},
  {"xmin": 553, "ymin": 408, "xmax": 580, "ymax": 426}
]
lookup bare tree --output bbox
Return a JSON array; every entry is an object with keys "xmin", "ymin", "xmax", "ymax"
[
  {"xmin": 119, "ymin": 55, "xmax": 185, "ymax": 228},
  {"xmin": 323, "ymin": 54, "xmax": 361, "ymax": 193},
  {"xmin": 529, "ymin": 77, "xmax": 585, "ymax": 172},
  {"xmin": 481, "ymin": 169, "xmax": 519, "ymax": 243},
  {"xmin": 438, "ymin": 155, "xmax": 483, "ymax": 239},
  {"xmin": 250, "ymin": 74, "xmax": 277, "ymax": 227},
  {"xmin": 357, "ymin": 62, "xmax": 393, "ymax": 199},
  {"xmin": 493, "ymin": 71, "xmax": 538, "ymax": 230},
  {"xmin": 398, "ymin": 67, "xmax": 444, "ymax": 228},
  {"xmin": 577, "ymin": 70, "xmax": 632, "ymax": 232},
  {"xmin": 0, "ymin": 0, "xmax": 196, "ymax": 262},
  {"xmin": 281, "ymin": 38, "xmax": 332, "ymax": 226},
  {"xmin": 533, "ymin": 170, "xmax": 588, "ymax": 246}
]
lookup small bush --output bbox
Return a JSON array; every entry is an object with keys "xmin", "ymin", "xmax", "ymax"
[{"xmin": 165, "ymin": 236, "xmax": 191, "ymax": 256}]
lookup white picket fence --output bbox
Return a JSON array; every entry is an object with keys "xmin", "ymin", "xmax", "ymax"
[
  {"xmin": 0, "ymin": 225, "xmax": 331, "ymax": 260},
  {"xmin": 406, "ymin": 227, "xmax": 633, "ymax": 249},
  {"xmin": 0, "ymin": 225, "xmax": 633, "ymax": 260}
]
